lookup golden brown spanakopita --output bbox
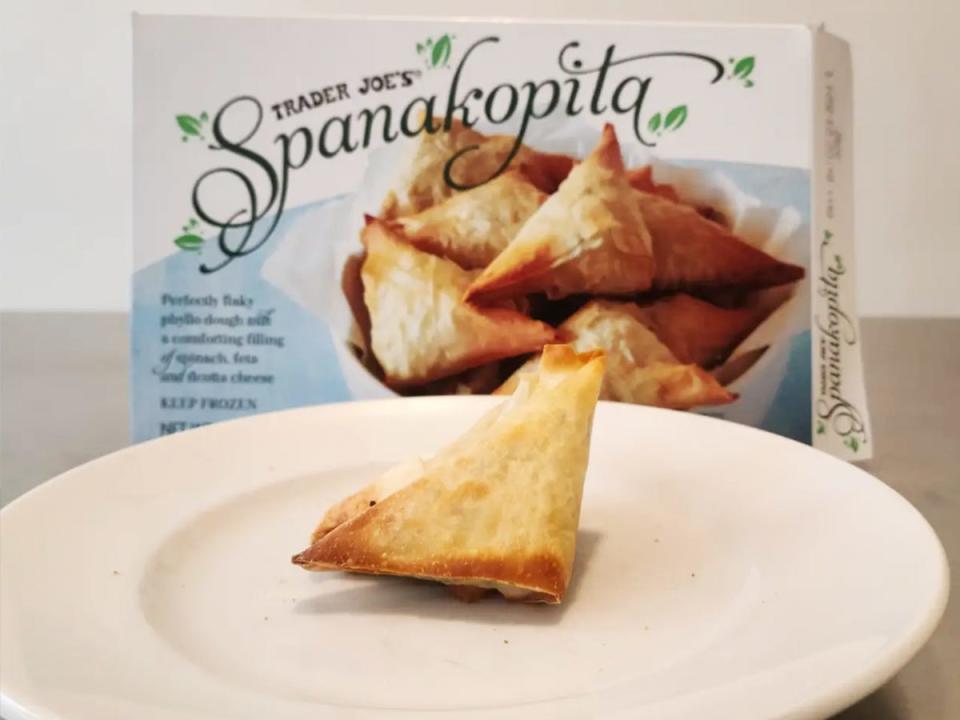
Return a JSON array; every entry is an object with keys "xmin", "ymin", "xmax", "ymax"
[
  {"xmin": 360, "ymin": 219, "xmax": 556, "ymax": 387},
  {"xmin": 636, "ymin": 293, "xmax": 765, "ymax": 369},
  {"xmin": 627, "ymin": 167, "xmax": 728, "ymax": 224},
  {"xmin": 497, "ymin": 300, "xmax": 735, "ymax": 410},
  {"xmin": 381, "ymin": 118, "xmax": 573, "ymax": 218},
  {"xmin": 392, "ymin": 171, "xmax": 547, "ymax": 269},
  {"xmin": 310, "ymin": 346, "xmax": 590, "ymax": 544},
  {"xmin": 626, "ymin": 165, "xmax": 681, "ymax": 203},
  {"xmin": 464, "ymin": 124, "xmax": 656, "ymax": 302},
  {"xmin": 636, "ymin": 191, "xmax": 805, "ymax": 291},
  {"xmin": 294, "ymin": 345, "xmax": 606, "ymax": 604}
]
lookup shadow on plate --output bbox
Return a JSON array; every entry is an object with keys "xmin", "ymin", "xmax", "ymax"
[{"xmin": 293, "ymin": 529, "xmax": 603, "ymax": 626}]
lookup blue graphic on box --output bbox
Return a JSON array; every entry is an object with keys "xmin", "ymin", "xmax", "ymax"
[
  {"xmin": 746, "ymin": 330, "xmax": 811, "ymax": 443},
  {"xmin": 132, "ymin": 162, "xmax": 810, "ymax": 444},
  {"xmin": 131, "ymin": 203, "xmax": 350, "ymax": 443}
]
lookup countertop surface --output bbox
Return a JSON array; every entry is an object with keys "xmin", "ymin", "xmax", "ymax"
[{"xmin": 1, "ymin": 313, "xmax": 957, "ymax": 719}]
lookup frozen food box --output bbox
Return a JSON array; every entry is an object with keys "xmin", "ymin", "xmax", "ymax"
[{"xmin": 132, "ymin": 14, "xmax": 872, "ymax": 460}]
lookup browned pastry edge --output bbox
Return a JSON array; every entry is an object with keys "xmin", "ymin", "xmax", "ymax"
[{"xmin": 293, "ymin": 547, "xmax": 569, "ymax": 604}]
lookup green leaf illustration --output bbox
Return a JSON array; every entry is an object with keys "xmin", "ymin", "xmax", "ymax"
[
  {"xmin": 648, "ymin": 113, "xmax": 662, "ymax": 133},
  {"xmin": 176, "ymin": 115, "xmax": 202, "ymax": 137},
  {"xmin": 174, "ymin": 234, "xmax": 204, "ymax": 252},
  {"xmin": 733, "ymin": 56, "xmax": 755, "ymax": 79},
  {"xmin": 816, "ymin": 420, "xmax": 826, "ymax": 435},
  {"xmin": 664, "ymin": 105, "xmax": 688, "ymax": 131},
  {"xmin": 200, "ymin": 111, "xmax": 208, "ymax": 121},
  {"xmin": 845, "ymin": 436, "xmax": 860, "ymax": 452},
  {"xmin": 432, "ymin": 34, "xmax": 451, "ymax": 67},
  {"xmin": 416, "ymin": 42, "xmax": 423, "ymax": 53}
]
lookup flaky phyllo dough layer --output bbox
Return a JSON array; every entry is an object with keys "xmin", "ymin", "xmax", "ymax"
[
  {"xmin": 293, "ymin": 346, "xmax": 605, "ymax": 604},
  {"xmin": 495, "ymin": 300, "xmax": 735, "ymax": 410},
  {"xmin": 465, "ymin": 124, "xmax": 656, "ymax": 302},
  {"xmin": 360, "ymin": 218, "xmax": 556, "ymax": 387},
  {"xmin": 380, "ymin": 117, "xmax": 572, "ymax": 219},
  {"xmin": 392, "ymin": 170, "xmax": 547, "ymax": 270},
  {"xmin": 346, "ymin": 119, "xmax": 805, "ymax": 409}
]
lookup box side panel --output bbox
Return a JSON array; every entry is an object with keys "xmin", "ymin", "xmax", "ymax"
[{"xmin": 811, "ymin": 30, "xmax": 873, "ymax": 460}]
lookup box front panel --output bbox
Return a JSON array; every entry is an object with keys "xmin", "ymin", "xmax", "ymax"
[{"xmin": 133, "ymin": 16, "xmax": 814, "ymax": 443}]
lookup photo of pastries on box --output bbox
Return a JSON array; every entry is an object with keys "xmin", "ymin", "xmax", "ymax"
[{"xmin": 341, "ymin": 121, "xmax": 805, "ymax": 410}]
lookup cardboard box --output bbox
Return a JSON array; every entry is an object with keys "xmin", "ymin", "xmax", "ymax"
[{"xmin": 132, "ymin": 14, "xmax": 871, "ymax": 459}]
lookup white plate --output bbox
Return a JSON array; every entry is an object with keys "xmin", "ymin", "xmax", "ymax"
[{"xmin": 0, "ymin": 399, "xmax": 947, "ymax": 720}]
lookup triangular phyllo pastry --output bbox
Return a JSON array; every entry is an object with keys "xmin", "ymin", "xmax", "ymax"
[
  {"xmin": 637, "ymin": 293, "xmax": 764, "ymax": 368},
  {"xmin": 626, "ymin": 165, "xmax": 680, "ymax": 202},
  {"xmin": 309, "ymin": 367, "xmax": 528, "ymax": 544},
  {"xmin": 392, "ymin": 171, "xmax": 547, "ymax": 269},
  {"xmin": 464, "ymin": 124, "xmax": 656, "ymax": 302},
  {"xmin": 635, "ymin": 191, "xmax": 805, "ymax": 291},
  {"xmin": 497, "ymin": 300, "xmax": 735, "ymax": 410},
  {"xmin": 294, "ymin": 345, "xmax": 606, "ymax": 604},
  {"xmin": 627, "ymin": 167, "xmax": 728, "ymax": 224},
  {"xmin": 481, "ymin": 135, "xmax": 574, "ymax": 198},
  {"xmin": 381, "ymin": 118, "xmax": 572, "ymax": 218},
  {"xmin": 361, "ymin": 218, "xmax": 555, "ymax": 387}
]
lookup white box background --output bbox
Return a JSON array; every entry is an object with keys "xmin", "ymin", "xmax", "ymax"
[{"xmin": 2, "ymin": 0, "xmax": 959, "ymax": 317}]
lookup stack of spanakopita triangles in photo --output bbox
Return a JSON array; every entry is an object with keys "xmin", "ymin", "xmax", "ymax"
[{"xmin": 340, "ymin": 119, "xmax": 804, "ymax": 406}]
